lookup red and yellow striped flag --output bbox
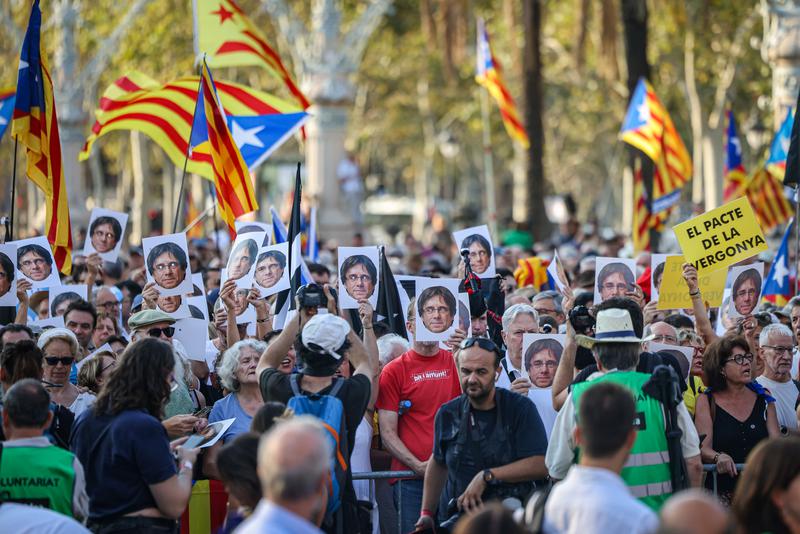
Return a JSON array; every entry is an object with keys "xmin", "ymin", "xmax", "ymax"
[
  {"xmin": 80, "ymin": 71, "xmax": 301, "ymax": 181},
  {"xmin": 12, "ymin": 0, "xmax": 72, "ymax": 273},
  {"xmin": 633, "ymin": 161, "xmax": 651, "ymax": 253},
  {"xmin": 475, "ymin": 18, "xmax": 529, "ymax": 148},
  {"xmin": 193, "ymin": 0, "xmax": 309, "ymax": 110},
  {"xmin": 746, "ymin": 167, "xmax": 793, "ymax": 232},
  {"xmin": 194, "ymin": 61, "xmax": 258, "ymax": 235}
]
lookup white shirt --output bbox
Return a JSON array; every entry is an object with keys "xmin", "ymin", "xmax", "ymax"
[
  {"xmin": 0, "ymin": 503, "xmax": 89, "ymax": 534},
  {"xmin": 351, "ymin": 417, "xmax": 379, "ymax": 534},
  {"xmin": 543, "ymin": 465, "xmax": 658, "ymax": 534},
  {"xmin": 756, "ymin": 375, "xmax": 798, "ymax": 430},
  {"xmin": 528, "ymin": 387, "xmax": 557, "ymax": 441},
  {"xmin": 69, "ymin": 392, "xmax": 95, "ymax": 418},
  {"xmin": 545, "ymin": 372, "xmax": 701, "ymax": 480},
  {"xmin": 235, "ymin": 500, "xmax": 323, "ymax": 534},
  {"xmin": 496, "ymin": 355, "xmax": 524, "ymax": 390}
]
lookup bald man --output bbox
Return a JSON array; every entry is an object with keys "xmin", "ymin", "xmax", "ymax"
[
  {"xmin": 659, "ymin": 490, "xmax": 730, "ymax": 534},
  {"xmin": 237, "ymin": 417, "xmax": 331, "ymax": 534}
]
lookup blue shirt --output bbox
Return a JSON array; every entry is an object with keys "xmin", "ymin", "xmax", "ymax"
[
  {"xmin": 70, "ymin": 408, "xmax": 176, "ymax": 520},
  {"xmin": 236, "ymin": 500, "xmax": 324, "ymax": 534},
  {"xmin": 208, "ymin": 393, "xmax": 252, "ymax": 443}
]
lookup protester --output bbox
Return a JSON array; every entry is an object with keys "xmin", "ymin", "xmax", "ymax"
[
  {"xmin": 92, "ymin": 312, "xmax": 120, "ymax": 348},
  {"xmin": 63, "ymin": 299, "xmax": 97, "ymax": 355},
  {"xmin": 236, "ymin": 417, "xmax": 331, "ymax": 534},
  {"xmin": 524, "ymin": 336, "xmax": 561, "ymax": 438},
  {"xmin": 39, "ymin": 328, "xmax": 96, "ymax": 417},
  {"xmin": 76, "ymin": 349, "xmax": 117, "ymax": 394},
  {"xmin": 93, "ymin": 286, "xmax": 122, "ymax": 321},
  {"xmin": 376, "ymin": 298, "xmax": 464, "ymax": 534},
  {"xmin": 453, "ymin": 503, "xmax": 526, "ymax": 534},
  {"xmin": 495, "ymin": 304, "xmax": 540, "ymax": 394},
  {"xmin": 679, "ymin": 329, "xmax": 707, "ymax": 417},
  {"xmin": 695, "ymin": 335, "xmax": 780, "ymax": 504},
  {"xmin": 415, "ymin": 337, "xmax": 547, "ymax": 530},
  {"xmin": 546, "ymin": 308, "xmax": 702, "ymax": 511},
  {"xmin": 731, "ymin": 437, "xmax": 800, "ymax": 534},
  {"xmin": 659, "ymin": 489, "xmax": 730, "ymax": 534},
  {"xmin": 215, "ymin": 432, "xmax": 261, "ymax": 534},
  {"xmin": 307, "ymin": 262, "xmax": 331, "ymax": 285},
  {"xmin": 755, "ymin": 324, "xmax": 798, "ymax": 432},
  {"xmin": 532, "ymin": 290, "xmax": 565, "ymax": 325},
  {"xmin": 203, "ymin": 339, "xmax": 267, "ymax": 478},
  {"xmin": 376, "ymin": 333, "xmax": 409, "ymax": 370},
  {"xmin": 543, "ymin": 382, "xmax": 659, "ymax": 534},
  {"xmin": 0, "ymin": 379, "xmax": 89, "ymax": 519},
  {"xmin": 250, "ymin": 402, "xmax": 290, "ymax": 434},
  {"xmin": 257, "ymin": 288, "xmax": 376, "ymax": 534},
  {"xmin": 0, "ymin": 323, "xmax": 33, "ymax": 349},
  {"xmin": 70, "ymin": 338, "xmax": 199, "ymax": 531}
]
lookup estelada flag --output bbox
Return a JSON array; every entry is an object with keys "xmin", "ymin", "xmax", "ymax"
[
  {"xmin": 193, "ymin": 0, "xmax": 309, "ymax": 110},
  {"xmin": 190, "ymin": 60, "xmax": 258, "ymax": 235},
  {"xmin": 723, "ymin": 109, "xmax": 748, "ymax": 202},
  {"xmin": 12, "ymin": 0, "xmax": 72, "ymax": 274}
]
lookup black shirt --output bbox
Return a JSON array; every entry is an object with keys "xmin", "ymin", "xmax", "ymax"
[{"xmin": 259, "ymin": 368, "xmax": 371, "ymax": 461}]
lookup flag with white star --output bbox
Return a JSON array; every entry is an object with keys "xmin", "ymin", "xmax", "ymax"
[
  {"xmin": 0, "ymin": 88, "xmax": 14, "ymax": 141},
  {"xmin": 768, "ymin": 107, "xmax": 793, "ymax": 181},
  {"xmin": 763, "ymin": 219, "xmax": 794, "ymax": 306}
]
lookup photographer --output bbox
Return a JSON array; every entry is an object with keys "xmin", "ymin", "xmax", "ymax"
[
  {"xmin": 255, "ymin": 283, "xmax": 377, "ymax": 534},
  {"xmin": 415, "ymin": 337, "xmax": 548, "ymax": 531}
]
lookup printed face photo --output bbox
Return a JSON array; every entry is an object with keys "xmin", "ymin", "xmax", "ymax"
[
  {"xmin": 51, "ymin": 292, "xmax": 81, "ymax": 317},
  {"xmin": 732, "ymin": 268, "xmax": 762, "ymax": 317},
  {"xmin": 18, "ymin": 244, "xmax": 53, "ymax": 282},
  {"xmin": 255, "ymin": 250, "xmax": 286, "ymax": 289},
  {"xmin": 0, "ymin": 252, "xmax": 14, "ymax": 299},
  {"xmin": 158, "ymin": 295, "xmax": 183, "ymax": 314},
  {"xmin": 418, "ymin": 286, "xmax": 456, "ymax": 334},
  {"xmin": 462, "ymin": 234, "xmax": 492, "ymax": 275},
  {"xmin": 597, "ymin": 262, "xmax": 636, "ymax": 301},
  {"xmin": 147, "ymin": 243, "xmax": 188, "ymax": 290},
  {"xmin": 234, "ymin": 288, "xmax": 249, "ymax": 316},
  {"xmin": 227, "ymin": 238, "xmax": 258, "ymax": 281},
  {"xmin": 524, "ymin": 338, "xmax": 563, "ymax": 389},
  {"xmin": 89, "ymin": 216, "xmax": 122, "ymax": 253},
  {"xmin": 341, "ymin": 255, "xmax": 377, "ymax": 301}
]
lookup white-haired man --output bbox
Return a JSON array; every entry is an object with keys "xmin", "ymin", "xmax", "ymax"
[
  {"xmin": 756, "ymin": 323, "xmax": 797, "ymax": 432},
  {"xmin": 496, "ymin": 304, "xmax": 540, "ymax": 396}
]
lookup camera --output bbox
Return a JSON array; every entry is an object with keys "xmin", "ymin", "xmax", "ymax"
[
  {"xmin": 297, "ymin": 283, "xmax": 337, "ymax": 309},
  {"xmin": 568, "ymin": 305, "xmax": 595, "ymax": 334}
]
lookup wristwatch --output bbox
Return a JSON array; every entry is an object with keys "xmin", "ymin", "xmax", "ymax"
[{"xmin": 482, "ymin": 469, "xmax": 495, "ymax": 483}]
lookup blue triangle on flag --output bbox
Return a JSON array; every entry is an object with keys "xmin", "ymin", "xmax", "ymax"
[{"xmin": 227, "ymin": 112, "xmax": 308, "ymax": 171}]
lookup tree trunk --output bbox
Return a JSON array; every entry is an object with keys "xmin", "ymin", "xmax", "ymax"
[
  {"xmin": 575, "ymin": 0, "xmax": 591, "ymax": 70},
  {"xmin": 600, "ymin": 0, "xmax": 620, "ymax": 80},
  {"xmin": 523, "ymin": 0, "xmax": 550, "ymax": 242},
  {"xmin": 621, "ymin": 0, "xmax": 656, "ymax": 250}
]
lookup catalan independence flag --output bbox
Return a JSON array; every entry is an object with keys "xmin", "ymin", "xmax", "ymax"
[
  {"xmin": 191, "ymin": 61, "xmax": 258, "ymax": 235},
  {"xmin": 620, "ymin": 78, "xmax": 692, "ymax": 213},
  {"xmin": 12, "ymin": 0, "xmax": 72, "ymax": 274},
  {"xmin": 723, "ymin": 109, "xmax": 748, "ymax": 202},
  {"xmin": 475, "ymin": 17, "xmax": 529, "ymax": 149},
  {"xmin": 767, "ymin": 108, "xmax": 793, "ymax": 180},
  {"xmin": 0, "ymin": 87, "xmax": 14, "ymax": 141},
  {"xmin": 746, "ymin": 167, "xmax": 792, "ymax": 232},
  {"xmin": 193, "ymin": 0, "xmax": 309, "ymax": 110},
  {"xmin": 633, "ymin": 160, "xmax": 651, "ymax": 253}
]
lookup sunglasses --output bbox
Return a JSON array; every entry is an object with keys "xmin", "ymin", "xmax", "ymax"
[
  {"xmin": 45, "ymin": 356, "xmax": 75, "ymax": 366},
  {"xmin": 459, "ymin": 337, "xmax": 503, "ymax": 361},
  {"xmin": 148, "ymin": 327, "xmax": 175, "ymax": 338}
]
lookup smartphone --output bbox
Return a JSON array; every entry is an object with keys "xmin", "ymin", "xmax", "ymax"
[
  {"xmin": 182, "ymin": 433, "xmax": 207, "ymax": 450},
  {"xmin": 193, "ymin": 406, "xmax": 212, "ymax": 418}
]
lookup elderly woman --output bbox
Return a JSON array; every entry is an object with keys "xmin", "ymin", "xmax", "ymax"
[
  {"xmin": 77, "ymin": 350, "xmax": 117, "ymax": 394},
  {"xmin": 695, "ymin": 335, "xmax": 779, "ymax": 505},
  {"xmin": 203, "ymin": 339, "xmax": 266, "ymax": 479},
  {"xmin": 92, "ymin": 312, "xmax": 121, "ymax": 349},
  {"xmin": 39, "ymin": 328, "xmax": 96, "ymax": 417}
]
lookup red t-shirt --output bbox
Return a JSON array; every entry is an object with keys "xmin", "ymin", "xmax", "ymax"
[{"xmin": 376, "ymin": 348, "xmax": 462, "ymax": 472}]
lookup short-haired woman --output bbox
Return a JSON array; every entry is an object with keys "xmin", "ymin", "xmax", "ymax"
[
  {"xmin": 39, "ymin": 328, "xmax": 95, "ymax": 417},
  {"xmin": 92, "ymin": 312, "xmax": 121, "ymax": 349},
  {"xmin": 694, "ymin": 335, "xmax": 779, "ymax": 504},
  {"xmin": 77, "ymin": 350, "xmax": 117, "ymax": 394},
  {"xmin": 203, "ymin": 339, "xmax": 266, "ymax": 479},
  {"xmin": 71, "ymin": 338, "xmax": 199, "ymax": 532}
]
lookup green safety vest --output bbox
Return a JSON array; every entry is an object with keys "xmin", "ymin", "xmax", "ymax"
[
  {"xmin": 0, "ymin": 444, "xmax": 77, "ymax": 517},
  {"xmin": 572, "ymin": 371, "xmax": 672, "ymax": 511}
]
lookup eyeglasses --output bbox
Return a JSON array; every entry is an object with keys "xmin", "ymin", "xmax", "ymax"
[
  {"xmin": 346, "ymin": 274, "xmax": 372, "ymax": 284},
  {"xmin": 534, "ymin": 307, "xmax": 557, "ymax": 316},
  {"xmin": 724, "ymin": 353, "xmax": 754, "ymax": 366},
  {"xmin": 735, "ymin": 288, "xmax": 757, "ymax": 299},
  {"xmin": 601, "ymin": 283, "xmax": 631, "ymax": 292},
  {"xmin": 531, "ymin": 361, "xmax": 558, "ymax": 369},
  {"xmin": 20, "ymin": 258, "xmax": 47, "ymax": 268},
  {"xmin": 154, "ymin": 261, "xmax": 180, "ymax": 272},
  {"xmin": 100, "ymin": 360, "xmax": 117, "ymax": 373},
  {"xmin": 423, "ymin": 306, "xmax": 450, "ymax": 316},
  {"xmin": 97, "ymin": 301, "xmax": 120, "ymax": 311},
  {"xmin": 147, "ymin": 326, "xmax": 175, "ymax": 338},
  {"xmin": 459, "ymin": 337, "xmax": 503, "ymax": 361},
  {"xmin": 650, "ymin": 334, "xmax": 678, "ymax": 344},
  {"xmin": 45, "ymin": 356, "xmax": 75, "ymax": 366},
  {"xmin": 763, "ymin": 345, "xmax": 794, "ymax": 355}
]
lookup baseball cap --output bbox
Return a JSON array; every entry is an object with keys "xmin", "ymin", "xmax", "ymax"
[{"xmin": 301, "ymin": 314, "xmax": 350, "ymax": 361}]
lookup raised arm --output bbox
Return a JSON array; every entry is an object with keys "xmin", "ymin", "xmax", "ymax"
[
  {"xmin": 683, "ymin": 263, "xmax": 717, "ymax": 345},
  {"xmin": 14, "ymin": 279, "xmax": 31, "ymax": 325},
  {"xmin": 552, "ymin": 287, "xmax": 577, "ymax": 411}
]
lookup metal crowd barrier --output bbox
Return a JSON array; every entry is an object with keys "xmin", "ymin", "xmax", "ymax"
[
  {"xmin": 702, "ymin": 463, "xmax": 745, "ymax": 496},
  {"xmin": 353, "ymin": 470, "xmax": 418, "ymax": 533}
]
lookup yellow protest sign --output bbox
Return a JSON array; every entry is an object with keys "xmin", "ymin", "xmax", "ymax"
[
  {"xmin": 673, "ymin": 197, "xmax": 767, "ymax": 274},
  {"xmin": 656, "ymin": 255, "xmax": 726, "ymax": 310}
]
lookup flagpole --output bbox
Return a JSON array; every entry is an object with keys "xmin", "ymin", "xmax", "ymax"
[
  {"xmin": 173, "ymin": 74, "xmax": 203, "ymax": 234},
  {"xmin": 479, "ymin": 88, "xmax": 497, "ymax": 241},
  {"xmin": 181, "ymin": 204, "xmax": 214, "ymax": 234},
  {"xmin": 209, "ymin": 180, "xmax": 222, "ymax": 259},
  {"xmin": 9, "ymin": 137, "xmax": 18, "ymax": 241}
]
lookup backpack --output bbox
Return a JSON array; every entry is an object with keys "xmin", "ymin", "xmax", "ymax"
[{"xmin": 287, "ymin": 375, "xmax": 349, "ymax": 521}]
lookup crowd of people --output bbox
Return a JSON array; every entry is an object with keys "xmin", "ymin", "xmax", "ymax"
[{"xmin": 4, "ymin": 214, "xmax": 800, "ymax": 534}]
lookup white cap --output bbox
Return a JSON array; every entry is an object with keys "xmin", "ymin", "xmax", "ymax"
[
  {"xmin": 301, "ymin": 314, "xmax": 350, "ymax": 360},
  {"xmin": 37, "ymin": 327, "xmax": 79, "ymax": 356}
]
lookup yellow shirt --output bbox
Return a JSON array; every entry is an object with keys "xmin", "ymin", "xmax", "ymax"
[{"xmin": 683, "ymin": 375, "xmax": 706, "ymax": 417}]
